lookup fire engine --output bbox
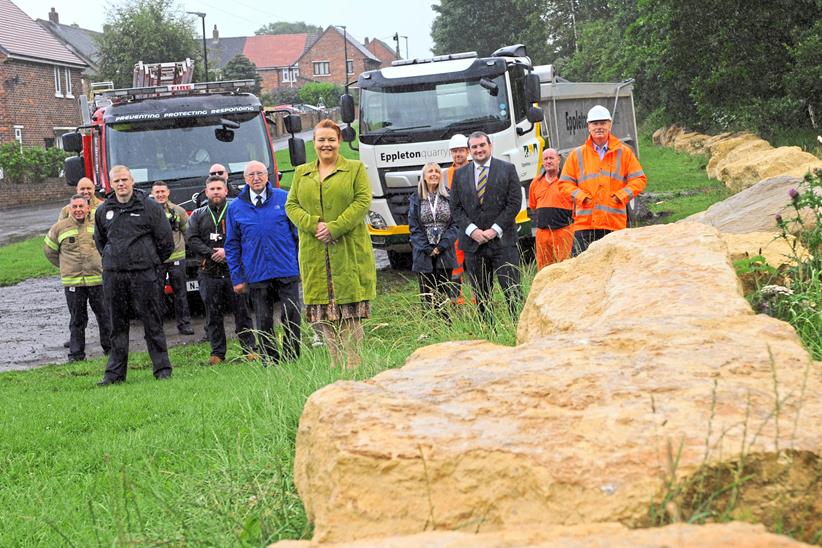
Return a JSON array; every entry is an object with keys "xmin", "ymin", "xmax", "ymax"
[{"xmin": 61, "ymin": 59, "xmax": 301, "ymax": 303}]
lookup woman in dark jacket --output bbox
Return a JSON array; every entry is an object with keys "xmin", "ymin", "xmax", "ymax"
[{"xmin": 408, "ymin": 162, "xmax": 459, "ymax": 314}]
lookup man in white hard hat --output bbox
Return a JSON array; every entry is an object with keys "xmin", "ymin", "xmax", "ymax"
[
  {"xmin": 441, "ymin": 134, "xmax": 470, "ymax": 303},
  {"xmin": 558, "ymin": 105, "xmax": 646, "ymax": 255}
]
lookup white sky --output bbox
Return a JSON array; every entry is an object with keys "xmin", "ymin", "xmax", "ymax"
[{"xmin": 18, "ymin": 0, "xmax": 438, "ymax": 59}]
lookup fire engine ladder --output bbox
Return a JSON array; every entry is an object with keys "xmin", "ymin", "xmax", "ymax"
[{"xmin": 132, "ymin": 59, "xmax": 194, "ymax": 88}]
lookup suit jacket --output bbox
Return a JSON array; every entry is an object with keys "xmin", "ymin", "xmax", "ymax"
[{"xmin": 450, "ymin": 157, "xmax": 522, "ymax": 254}]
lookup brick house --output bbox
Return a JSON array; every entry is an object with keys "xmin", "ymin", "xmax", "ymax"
[
  {"xmin": 209, "ymin": 25, "xmax": 382, "ymax": 95},
  {"xmin": 295, "ymin": 26, "xmax": 381, "ymax": 89},
  {"xmin": 208, "ymin": 27, "xmax": 314, "ymax": 93},
  {"xmin": 37, "ymin": 7, "xmax": 102, "ymax": 95},
  {"xmin": 364, "ymin": 37, "xmax": 399, "ymax": 68},
  {"xmin": 0, "ymin": 0, "xmax": 86, "ymax": 147}
]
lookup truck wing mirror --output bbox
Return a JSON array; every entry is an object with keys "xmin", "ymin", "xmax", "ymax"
[
  {"xmin": 526, "ymin": 106, "xmax": 544, "ymax": 124},
  {"xmin": 288, "ymin": 137, "xmax": 307, "ymax": 167},
  {"xmin": 284, "ymin": 114, "xmax": 302, "ymax": 135},
  {"xmin": 62, "ymin": 132, "xmax": 83, "ymax": 153},
  {"xmin": 341, "ymin": 126, "xmax": 356, "ymax": 143},
  {"xmin": 480, "ymin": 77, "xmax": 499, "ymax": 96},
  {"xmin": 340, "ymin": 94, "xmax": 355, "ymax": 124},
  {"xmin": 64, "ymin": 156, "xmax": 85, "ymax": 186},
  {"xmin": 525, "ymin": 73, "xmax": 541, "ymax": 104}
]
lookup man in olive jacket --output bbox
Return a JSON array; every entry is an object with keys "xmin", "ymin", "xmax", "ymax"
[
  {"xmin": 45, "ymin": 194, "xmax": 111, "ymax": 361},
  {"xmin": 94, "ymin": 165, "xmax": 174, "ymax": 385}
]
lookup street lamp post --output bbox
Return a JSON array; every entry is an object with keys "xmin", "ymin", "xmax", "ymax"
[{"xmin": 187, "ymin": 11, "xmax": 208, "ymax": 81}]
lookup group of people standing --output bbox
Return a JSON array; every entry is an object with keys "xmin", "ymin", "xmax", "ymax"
[
  {"xmin": 43, "ymin": 106, "xmax": 644, "ymax": 385},
  {"xmin": 407, "ymin": 104, "xmax": 646, "ymax": 319}
]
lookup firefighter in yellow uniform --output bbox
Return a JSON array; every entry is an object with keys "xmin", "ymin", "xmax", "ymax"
[
  {"xmin": 44, "ymin": 194, "xmax": 111, "ymax": 361},
  {"xmin": 559, "ymin": 105, "xmax": 647, "ymax": 255},
  {"xmin": 57, "ymin": 178, "xmax": 102, "ymax": 220},
  {"xmin": 151, "ymin": 181, "xmax": 193, "ymax": 334}
]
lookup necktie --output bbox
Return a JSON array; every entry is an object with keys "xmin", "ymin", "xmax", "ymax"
[
  {"xmin": 255, "ymin": 195, "xmax": 263, "ymax": 208},
  {"xmin": 477, "ymin": 165, "xmax": 488, "ymax": 204}
]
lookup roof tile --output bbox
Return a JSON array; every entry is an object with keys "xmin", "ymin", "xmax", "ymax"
[
  {"xmin": 0, "ymin": 0, "xmax": 85, "ymax": 66},
  {"xmin": 242, "ymin": 34, "xmax": 308, "ymax": 68}
]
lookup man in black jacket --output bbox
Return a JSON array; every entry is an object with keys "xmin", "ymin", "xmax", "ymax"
[
  {"xmin": 450, "ymin": 131, "xmax": 523, "ymax": 321},
  {"xmin": 94, "ymin": 165, "xmax": 174, "ymax": 385},
  {"xmin": 187, "ymin": 176, "xmax": 254, "ymax": 364}
]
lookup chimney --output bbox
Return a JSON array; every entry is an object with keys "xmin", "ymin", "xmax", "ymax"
[
  {"xmin": 48, "ymin": 7, "xmax": 59, "ymax": 24},
  {"xmin": 212, "ymin": 24, "xmax": 219, "ymax": 41},
  {"xmin": 364, "ymin": 37, "xmax": 369, "ymax": 45}
]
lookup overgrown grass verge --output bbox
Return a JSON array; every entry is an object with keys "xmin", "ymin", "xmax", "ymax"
[
  {"xmin": 637, "ymin": 132, "xmax": 732, "ymax": 224},
  {"xmin": 734, "ymin": 170, "xmax": 822, "ymax": 360},
  {"xmin": 0, "ymin": 267, "xmax": 530, "ymax": 545},
  {"xmin": 0, "ymin": 235, "xmax": 57, "ymax": 286}
]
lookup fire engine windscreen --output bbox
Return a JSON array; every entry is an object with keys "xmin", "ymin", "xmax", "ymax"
[
  {"xmin": 359, "ymin": 74, "xmax": 510, "ymax": 143},
  {"xmin": 106, "ymin": 112, "xmax": 270, "ymax": 183}
]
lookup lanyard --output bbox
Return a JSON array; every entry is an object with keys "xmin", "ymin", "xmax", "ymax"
[
  {"xmin": 208, "ymin": 204, "xmax": 227, "ymax": 230},
  {"xmin": 427, "ymin": 192, "xmax": 440, "ymax": 219}
]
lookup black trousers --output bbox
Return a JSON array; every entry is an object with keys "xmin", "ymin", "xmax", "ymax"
[
  {"xmin": 65, "ymin": 285, "xmax": 111, "ymax": 360},
  {"xmin": 200, "ymin": 273, "xmax": 255, "ymax": 359},
  {"xmin": 157, "ymin": 261, "xmax": 192, "ymax": 331},
  {"xmin": 572, "ymin": 229, "xmax": 613, "ymax": 256},
  {"xmin": 103, "ymin": 268, "xmax": 172, "ymax": 381},
  {"xmin": 463, "ymin": 241, "xmax": 522, "ymax": 322},
  {"xmin": 248, "ymin": 277, "xmax": 301, "ymax": 364}
]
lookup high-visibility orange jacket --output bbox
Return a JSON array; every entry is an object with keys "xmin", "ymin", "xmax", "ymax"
[
  {"xmin": 528, "ymin": 172, "xmax": 573, "ymax": 229},
  {"xmin": 558, "ymin": 133, "xmax": 646, "ymax": 231}
]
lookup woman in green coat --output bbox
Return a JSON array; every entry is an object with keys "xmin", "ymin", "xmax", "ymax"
[{"xmin": 285, "ymin": 119, "xmax": 376, "ymax": 369}]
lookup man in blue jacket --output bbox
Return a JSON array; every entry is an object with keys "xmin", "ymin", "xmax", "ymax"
[{"xmin": 225, "ymin": 161, "xmax": 301, "ymax": 364}]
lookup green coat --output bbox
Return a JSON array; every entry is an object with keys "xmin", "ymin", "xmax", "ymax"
[{"xmin": 286, "ymin": 155, "xmax": 376, "ymax": 305}]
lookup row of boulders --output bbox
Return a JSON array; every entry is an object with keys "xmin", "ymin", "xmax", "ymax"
[
  {"xmin": 652, "ymin": 126, "xmax": 822, "ymax": 194},
  {"xmin": 285, "ymin": 223, "xmax": 822, "ymax": 545}
]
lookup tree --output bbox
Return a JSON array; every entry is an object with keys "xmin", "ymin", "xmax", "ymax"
[
  {"xmin": 96, "ymin": 0, "xmax": 200, "ymax": 88},
  {"xmin": 223, "ymin": 54, "xmax": 262, "ymax": 95},
  {"xmin": 255, "ymin": 21, "xmax": 323, "ymax": 35},
  {"xmin": 431, "ymin": 0, "xmax": 552, "ymax": 63},
  {"xmin": 298, "ymin": 82, "xmax": 343, "ymax": 108}
]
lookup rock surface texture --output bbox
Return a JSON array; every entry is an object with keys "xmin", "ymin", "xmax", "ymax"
[
  {"xmin": 684, "ymin": 175, "xmax": 815, "ymax": 233},
  {"xmin": 273, "ymin": 522, "xmax": 809, "ymax": 547},
  {"xmin": 294, "ymin": 223, "xmax": 822, "ymax": 543}
]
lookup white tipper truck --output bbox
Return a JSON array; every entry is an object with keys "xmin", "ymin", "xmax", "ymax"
[{"xmin": 335, "ymin": 44, "xmax": 638, "ymax": 269}]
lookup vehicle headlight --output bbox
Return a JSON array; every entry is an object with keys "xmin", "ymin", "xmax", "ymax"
[{"xmin": 368, "ymin": 210, "xmax": 387, "ymax": 229}]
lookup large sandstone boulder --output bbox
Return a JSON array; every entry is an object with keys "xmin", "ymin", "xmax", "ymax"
[
  {"xmin": 672, "ymin": 130, "xmax": 711, "ymax": 154},
  {"xmin": 293, "ymin": 223, "xmax": 822, "ymax": 544},
  {"xmin": 716, "ymin": 147, "xmax": 822, "ymax": 193},
  {"xmin": 719, "ymin": 231, "xmax": 807, "ymax": 268},
  {"xmin": 682, "ymin": 175, "xmax": 812, "ymax": 233},
  {"xmin": 706, "ymin": 137, "xmax": 772, "ymax": 182},
  {"xmin": 273, "ymin": 522, "xmax": 808, "ymax": 547}
]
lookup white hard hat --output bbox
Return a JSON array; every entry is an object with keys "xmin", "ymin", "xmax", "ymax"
[
  {"xmin": 448, "ymin": 133, "xmax": 468, "ymax": 150},
  {"xmin": 587, "ymin": 105, "xmax": 612, "ymax": 123}
]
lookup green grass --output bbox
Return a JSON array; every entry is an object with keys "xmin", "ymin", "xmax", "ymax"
[
  {"xmin": 0, "ymin": 267, "xmax": 527, "ymax": 546},
  {"xmin": 0, "ymin": 235, "xmax": 58, "ymax": 286},
  {"xmin": 638, "ymin": 132, "xmax": 732, "ymax": 223}
]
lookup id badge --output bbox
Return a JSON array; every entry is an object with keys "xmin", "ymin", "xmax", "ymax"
[{"xmin": 209, "ymin": 232, "xmax": 220, "ymax": 241}]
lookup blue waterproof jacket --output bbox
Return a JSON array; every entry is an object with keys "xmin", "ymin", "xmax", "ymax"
[{"xmin": 225, "ymin": 183, "xmax": 299, "ymax": 284}]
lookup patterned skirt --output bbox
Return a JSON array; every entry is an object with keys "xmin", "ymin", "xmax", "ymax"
[{"xmin": 306, "ymin": 248, "xmax": 371, "ymax": 323}]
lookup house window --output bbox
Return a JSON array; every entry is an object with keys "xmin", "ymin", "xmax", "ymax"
[
  {"xmin": 346, "ymin": 60, "xmax": 354, "ymax": 74},
  {"xmin": 44, "ymin": 138, "xmax": 55, "ymax": 148},
  {"xmin": 54, "ymin": 66, "xmax": 62, "ymax": 97},
  {"xmin": 282, "ymin": 68, "xmax": 291, "ymax": 82},
  {"xmin": 313, "ymin": 61, "xmax": 330, "ymax": 76},
  {"xmin": 64, "ymin": 67, "xmax": 73, "ymax": 98},
  {"xmin": 14, "ymin": 126, "xmax": 23, "ymax": 149}
]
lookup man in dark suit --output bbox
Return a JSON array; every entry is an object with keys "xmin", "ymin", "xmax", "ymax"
[{"xmin": 450, "ymin": 131, "xmax": 523, "ymax": 321}]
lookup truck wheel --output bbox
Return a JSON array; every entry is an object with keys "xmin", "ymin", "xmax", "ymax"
[{"xmin": 387, "ymin": 250, "xmax": 412, "ymax": 270}]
